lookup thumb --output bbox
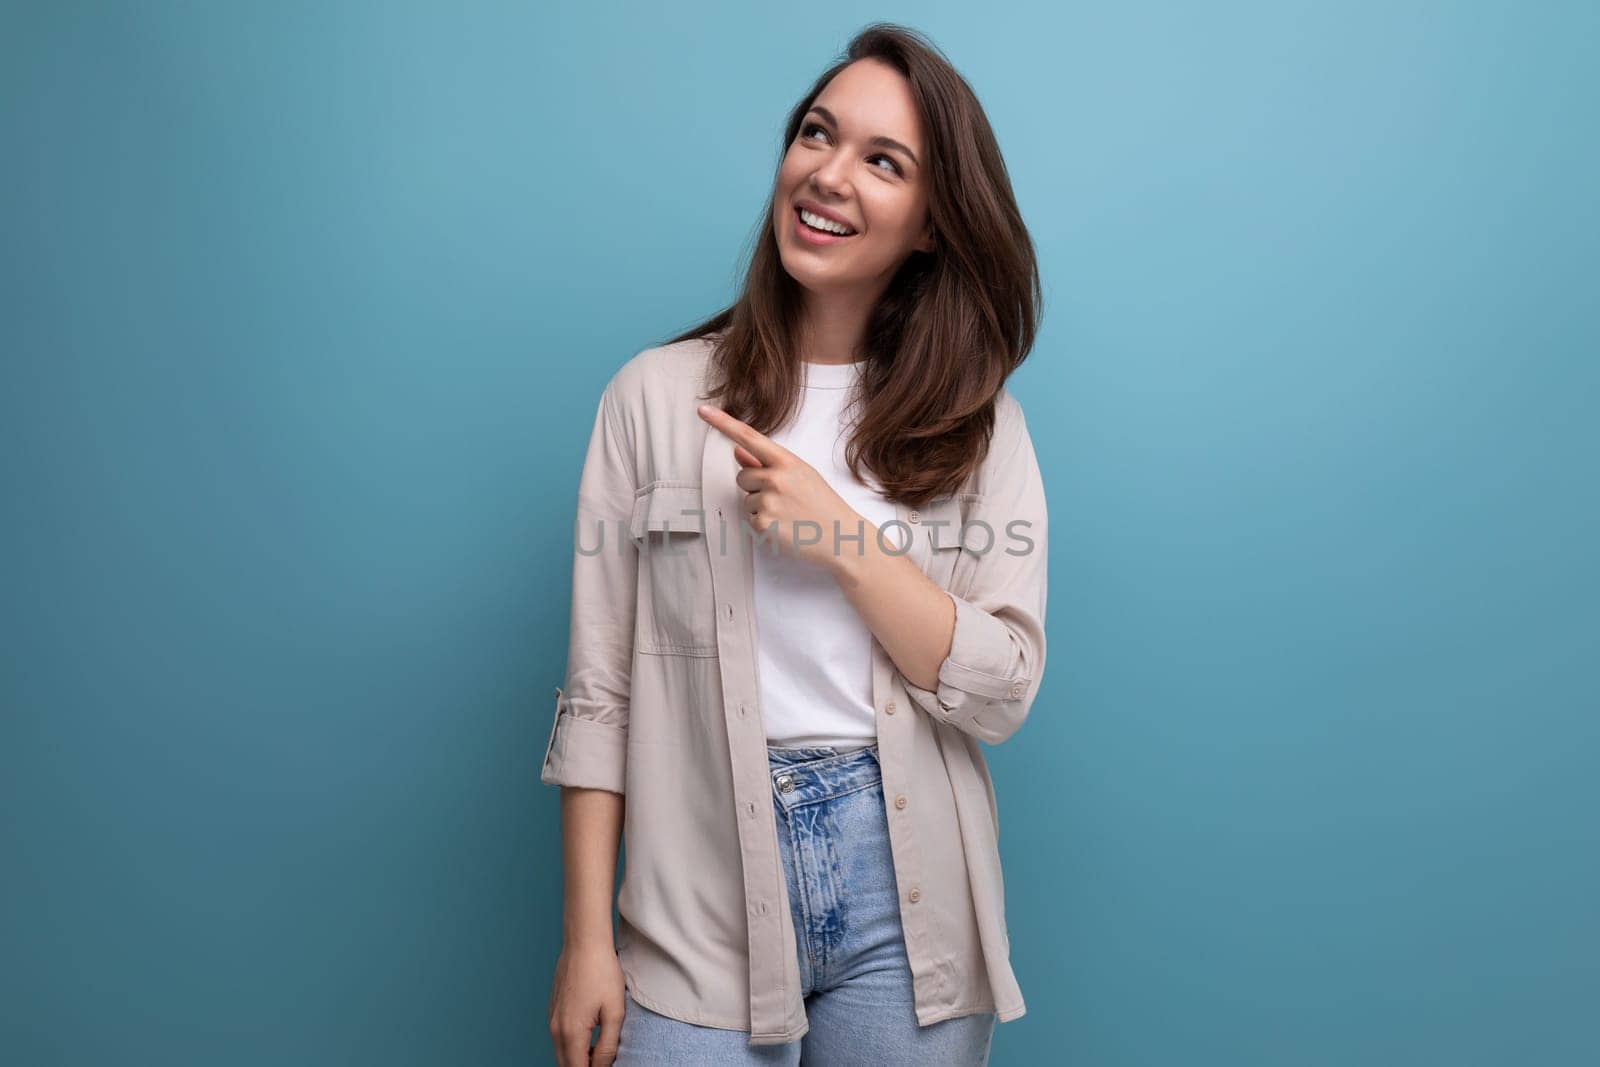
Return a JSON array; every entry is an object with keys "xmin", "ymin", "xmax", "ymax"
[{"xmin": 589, "ymin": 993, "xmax": 625, "ymax": 1066}]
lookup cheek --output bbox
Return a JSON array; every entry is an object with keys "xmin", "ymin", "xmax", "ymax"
[
  {"xmin": 864, "ymin": 196, "xmax": 922, "ymax": 246},
  {"xmin": 775, "ymin": 150, "xmax": 807, "ymax": 189}
]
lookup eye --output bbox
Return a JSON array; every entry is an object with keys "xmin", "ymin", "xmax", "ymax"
[{"xmin": 799, "ymin": 122, "xmax": 905, "ymax": 177}]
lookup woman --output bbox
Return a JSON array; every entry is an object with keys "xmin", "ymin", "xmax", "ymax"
[{"xmin": 544, "ymin": 23, "xmax": 1047, "ymax": 1066}]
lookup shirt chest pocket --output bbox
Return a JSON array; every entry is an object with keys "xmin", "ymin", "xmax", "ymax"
[
  {"xmin": 629, "ymin": 481, "xmax": 718, "ymax": 655},
  {"xmin": 921, "ymin": 493, "xmax": 984, "ymax": 599}
]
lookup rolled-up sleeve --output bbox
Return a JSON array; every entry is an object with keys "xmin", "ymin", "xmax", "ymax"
[
  {"xmin": 540, "ymin": 379, "xmax": 637, "ymax": 795},
  {"xmin": 900, "ymin": 394, "xmax": 1048, "ymax": 746}
]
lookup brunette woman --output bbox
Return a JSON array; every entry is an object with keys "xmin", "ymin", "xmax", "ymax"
[{"xmin": 545, "ymin": 23, "xmax": 1047, "ymax": 1066}]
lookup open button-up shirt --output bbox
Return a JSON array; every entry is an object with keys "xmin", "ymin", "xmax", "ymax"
[{"xmin": 540, "ymin": 338, "xmax": 1048, "ymax": 1046}]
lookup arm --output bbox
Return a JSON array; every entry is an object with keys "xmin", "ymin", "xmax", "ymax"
[
  {"xmin": 541, "ymin": 377, "xmax": 637, "ymax": 941},
  {"xmin": 833, "ymin": 394, "xmax": 1048, "ymax": 746},
  {"xmin": 543, "ymin": 380, "xmax": 638, "ymax": 1066}
]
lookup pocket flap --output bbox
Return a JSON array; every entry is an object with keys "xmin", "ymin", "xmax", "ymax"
[
  {"xmin": 921, "ymin": 494, "xmax": 966, "ymax": 551},
  {"xmin": 629, "ymin": 482, "xmax": 706, "ymax": 539}
]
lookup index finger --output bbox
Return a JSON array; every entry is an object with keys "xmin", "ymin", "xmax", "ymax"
[{"xmin": 697, "ymin": 404, "xmax": 790, "ymax": 467}]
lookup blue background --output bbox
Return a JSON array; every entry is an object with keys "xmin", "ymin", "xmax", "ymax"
[{"xmin": 3, "ymin": 2, "xmax": 1595, "ymax": 1064}]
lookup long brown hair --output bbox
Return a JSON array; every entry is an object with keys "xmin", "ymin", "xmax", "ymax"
[{"xmin": 661, "ymin": 22, "xmax": 1042, "ymax": 508}]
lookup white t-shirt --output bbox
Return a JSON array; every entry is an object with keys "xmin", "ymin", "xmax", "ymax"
[{"xmin": 752, "ymin": 358, "xmax": 908, "ymax": 749}]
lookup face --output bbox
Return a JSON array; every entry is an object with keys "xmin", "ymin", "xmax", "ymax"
[{"xmin": 771, "ymin": 59, "xmax": 934, "ymax": 295}]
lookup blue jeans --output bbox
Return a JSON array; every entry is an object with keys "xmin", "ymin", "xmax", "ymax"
[{"xmin": 615, "ymin": 743, "xmax": 997, "ymax": 1065}]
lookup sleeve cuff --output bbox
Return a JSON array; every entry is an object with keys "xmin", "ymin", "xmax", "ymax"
[
  {"xmin": 898, "ymin": 593, "xmax": 1034, "ymax": 744},
  {"xmin": 942, "ymin": 592, "xmax": 1031, "ymax": 700},
  {"xmin": 540, "ymin": 688, "xmax": 628, "ymax": 795}
]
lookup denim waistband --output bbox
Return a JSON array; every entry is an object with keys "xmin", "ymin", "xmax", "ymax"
[
  {"xmin": 767, "ymin": 743, "xmax": 877, "ymax": 765},
  {"xmin": 767, "ymin": 743, "xmax": 881, "ymax": 809}
]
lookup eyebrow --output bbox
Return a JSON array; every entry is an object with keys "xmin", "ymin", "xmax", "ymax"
[{"xmin": 805, "ymin": 106, "xmax": 920, "ymax": 168}]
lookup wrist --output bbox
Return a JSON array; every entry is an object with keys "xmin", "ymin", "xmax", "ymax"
[
  {"xmin": 564, "ymin": 929, "xmax": 617, "ymax": 955},
  {"xmin": 826, "ymin": 515, "xmax": 879, "ymax": 589}
]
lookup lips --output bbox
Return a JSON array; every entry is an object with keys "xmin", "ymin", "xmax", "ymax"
[
  {"xmin": 794, "ymin": 199, "xmax": 858, "ymax": 234},
  {"xmin": 794, "ymin": 209, "xmax": 852, "ymax": 239},
  {"xmin": 791, "ymin": 209, "xmax": 855, "ymax": 246}
]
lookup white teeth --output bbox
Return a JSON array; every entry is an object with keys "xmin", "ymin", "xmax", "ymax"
[{"xmin": 799, "ymin": 207, "xmax": 855, "ymax": 236}]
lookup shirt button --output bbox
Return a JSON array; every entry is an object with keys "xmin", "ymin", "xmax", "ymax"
[
  {"xmin": 908, "ymin": 510, "xmax": 920, "ymax": 524},
  {"xmin": 885, "ymin": 701, "xmax": 897, "ymax": 715},
  {"xmin": 776, "ymin": 774, "xmax": 795, "ymax": 794},
  {"xmin": 895, "ymin": 794, "xmax": 908, "ymax": 809},
  {"xmin": 1008, "ymin": 682, "xmax": 1025, "ymax": 699},
  {"xmin": 909, "ymin": 887, "xmax": 922, "ymax": 903}
]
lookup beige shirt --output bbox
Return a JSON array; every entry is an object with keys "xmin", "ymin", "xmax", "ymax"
[{"xmin": 540, "ymin": 337, "xmax": 1048, "ymax": 1046}]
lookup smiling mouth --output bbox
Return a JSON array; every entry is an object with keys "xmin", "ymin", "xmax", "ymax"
[{"xmin": 795, "ymin": 206, "xmax": 858, "ymax": 237}]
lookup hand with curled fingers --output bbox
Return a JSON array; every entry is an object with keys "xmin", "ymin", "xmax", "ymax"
[
  {"xmin": 548, "ymin": 941, "xmax": 625, "ymax": 1067},
  {"xmin": 698, "ymin": 403, "xmax": 865, "ymax": 573}
]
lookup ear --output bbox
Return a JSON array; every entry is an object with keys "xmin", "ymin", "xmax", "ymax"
[{"xmin": 915, "ymin": 221, "xmax": 937, "ymax": 256}]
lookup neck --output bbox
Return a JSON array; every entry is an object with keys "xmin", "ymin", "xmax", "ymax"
[{"xmin": 795, "ymin": 284, "xmax": 884, "ymax": 364}]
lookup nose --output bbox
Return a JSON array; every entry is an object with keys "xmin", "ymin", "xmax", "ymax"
[{"xmin": 808, "ymin": 155, "xmax": 851, "ymax": 201}]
